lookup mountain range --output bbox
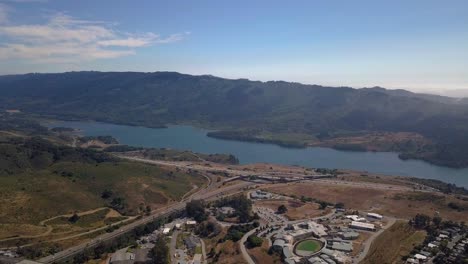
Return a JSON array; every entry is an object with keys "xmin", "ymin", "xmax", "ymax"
[{"xmin": 1, "ymin": 71, "xmax": 468, "ymax": 168}]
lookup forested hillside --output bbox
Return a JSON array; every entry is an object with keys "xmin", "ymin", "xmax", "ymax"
[{"xmin": 1, "ymin": 71, "xmax": 468, "ymax": 167}]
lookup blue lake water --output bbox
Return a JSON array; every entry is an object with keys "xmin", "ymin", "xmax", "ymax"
[{"xmin": 47, "ymin": 121, "xmax": 468, "ymax": 188}]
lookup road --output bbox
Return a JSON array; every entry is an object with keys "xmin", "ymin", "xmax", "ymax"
[
  {"xmin": 239, "ymin": 228, "xmax": 258, "ymax": 264},
  {"xmin": 38, "ymin": 180, "xmax": 253, "ymax": 264},
  {"xmin": 169, "ymin": 230, "xmax": 180, "ymax": 264},
  {"xmin": 117, "ymin": 155, "xmax": 323, "ymax": 180},
  {"xmin": 353, "ymin": 217, "xmax": 397, "ymax": 264}
]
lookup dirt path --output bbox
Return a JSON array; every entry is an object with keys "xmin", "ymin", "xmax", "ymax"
[{"xmin": 0, "ymin": 207, "xmax": 112, "ymax": 243}]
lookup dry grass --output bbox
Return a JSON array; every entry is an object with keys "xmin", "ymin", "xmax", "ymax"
[
  {"xmin": 247, "ymin": 240, "xmax": 282, "ymax": 264},
  {"xmin": 202, "ymin": 228, "xmax": 246, "ymax": 264},
  {"xmin": 255, "ymin": 200, "xmax": 325, "ymax": 220},
  {"xmin": 351, "ymin": 231, "xmax": 372, "ymax": 257},
  {"xmin": 361, "ymin": 221, "xmax": 426, "ymax": 264},
  {"xmin": 265, "ymin": 182, "xmax": 468, "ymax": 221}
]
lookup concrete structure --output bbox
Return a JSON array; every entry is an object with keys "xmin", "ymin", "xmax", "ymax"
[
  {"xmin": 287, "ymin": 221, "xmax": 328, "ymax": 240},
  {"xmin": 367, "ymin": 213, "xmax": 383, "ymax": 219},
  {"xmin": 329, "ymin": 242, "xmax": 352, "ymax": 252},
  {"xmin": 110, "ymin": 249, "xmax": 135, "ymax": 264},
  {"xmin": 219, "ymin": 206, "xmax": 235, "ymax": 215},
  {"xmin": 414, "ymin": 254, "xmax": 427, "ymax": 260},
  {"xmin": 186, "ymin": 220, "xmax": 197, "ymax": 225},
  {"xmin": 162, "ymin": 227, "xmax": 171, "ymax": 234},
  {"xmin": 340, "ymin": 230, "xmax": 359, "ymax": 240},
  {"xmin": 345, "ymin": 215, "xmax": 366, "ymax": 222},
  {"xmin": 349, "ymin": 221, "xmax": 375, "ymax": 231},
  {"xmin": 250, "ymin": 190, "xmax": 272, "ymax": 199}
]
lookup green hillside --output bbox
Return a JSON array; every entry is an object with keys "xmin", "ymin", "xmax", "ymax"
[{"xmin": 1, "ymin": 71, "xmax": 468, "ymax": 167}]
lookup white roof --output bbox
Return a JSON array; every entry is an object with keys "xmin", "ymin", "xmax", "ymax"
[
  {"xmin": 162, "ymin": 227, "xmax": 171, "ymax": 234},
  {"xmin": 345, "ymin": 215, "xmax": 366, "ymax": 222},
  {"xmin": 350, "ymin": 221, "xmax": 375, "ymax": 229},
  {"xmin": 414, "ymin": 254, "xmax": 427, "ymax": 260},
  {"xmin": 367, "ymin": 213, "xmax": 383, "ymax": 219},
  {"xmin": 186, "ymin": 220, "xmax": 197, "ymax": 225}
]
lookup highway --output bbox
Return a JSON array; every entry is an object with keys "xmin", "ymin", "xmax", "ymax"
[{"xmin": 38, "ymin": 180, "xmax": 253, "ymax": 264}]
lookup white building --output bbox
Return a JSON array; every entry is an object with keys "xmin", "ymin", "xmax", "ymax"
[
  {"xmin": 367, "ymin": 213, "xmax": 383, "ymax": 219},
  {"xmin": 345, "ymin": 215, "xmax": 366, "ymax": 222},
  {"xmin": 349, "ymin": 221, "xmax": 375, "ymax": 231},
  {"xmin": 162, "ymin": 227, "xmax": 171, "ymax": 234}
]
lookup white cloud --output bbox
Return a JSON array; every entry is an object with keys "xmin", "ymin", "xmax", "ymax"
[
  {"xmin": 0, "ymin": 13, "xmax": 188, "ymax": 63},
  {"xmin": 0, "ymin": 3, "xmax": 9, "ymax": 23}
]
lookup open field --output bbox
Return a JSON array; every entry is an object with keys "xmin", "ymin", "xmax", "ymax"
[
  {"xmin": 0, "ymin": 161, "xmax": 205, "ymax": 239},
  {"xmin": 361, "ymin": 221, "xmax": 426, "ymax": 264},
  {"xmin": 264, "ymin": 181, "xmax": 468, "ymax": 222},
  {"xmin": 254, "ymin": 200, "xmax": 325, "ymax": 220}
]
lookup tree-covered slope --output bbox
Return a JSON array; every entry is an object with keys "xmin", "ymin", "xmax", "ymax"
[{"xmin": 1, "ymin": 71, "xmax": 468, "ymax": 167}]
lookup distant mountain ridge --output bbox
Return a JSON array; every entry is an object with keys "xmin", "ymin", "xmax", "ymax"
[{"xmin": 1, "ymin": 71, "xmax": 468, "ymax": 168}]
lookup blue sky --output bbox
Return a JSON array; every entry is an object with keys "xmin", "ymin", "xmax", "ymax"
[{"xmin": 0, "ymin": 0, "xmax": 467, "ymax": 92}]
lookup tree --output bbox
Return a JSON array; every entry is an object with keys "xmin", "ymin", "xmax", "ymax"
[
  {"xmin": 432, "ymin": 216, "xmax": 442, "ymax": 227},
  {"xmin": 277, "ymin": 205, "xmax": 288, "ymax": 214},
  {"xmin": 101, "ymin": 189, "xmax": 113, "ymax": 199},
  {"xmin": 186, "ymin": 200, "xmax": 207, "ymax": 222},
  {"xmin": 335, "ymin": 202, "xmax": 345, "ymax": 209},
  {"xmin": 68, "ymin": 213, "xmax": 80, "ymax": 223},
  {"xmin": 150, "ymin": 236, "xmax": 169, "ymax": 264},
  {"xmin": 247, "ymin": 235, "xmax": 263, "ymax": 248},
  {"xmin": 411, "ymin": 214, "xmax": 431, "ymax": 229}
]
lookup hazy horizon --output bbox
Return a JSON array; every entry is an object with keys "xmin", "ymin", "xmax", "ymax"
[{"xmin": 0, "ymin": 0, "xmax": 467, "ymax": 93}]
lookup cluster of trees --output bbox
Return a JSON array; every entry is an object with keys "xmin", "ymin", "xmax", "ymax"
[
  {"xmin": 410, "ymin": 213, "xmax": 466, "ymax": 236},
  {"xmin": 195, "ymin": 220, "xmax": 222, "ymax": 238},
  {"xmin": 67, "ymin": 210, "xmax": 182, "ymax": 263},
  {"xmin": 408, "ymin": 214, "xmax": 468, "ymax": 263},
  {"xmin": 186, "ymin": 200, "xmax": 208, "ymax": 222},
  {"xmin": 408, "ymin": 178, "xmax": 468, "ymax": 195},
  {"xmin": 299, "ymin": 195, "xmax": 335, "ymax": 209},
  {"xmin": 0, "ymin": 112, "xmax": 48, "ymax": 135},
  {"xmin": 0, "ymin": 136, "xmax": 115, "ymax": 175},
  {"xmin": 79, "ymin": 135, "xmax": 119, "ymax": 145},
  {"xmin": 149, "ymin": 236, "xmax": 169, "ymax": 264},
  {"xmin": 223, "ymin": 222, "xmax": 259, "ymax": 242},
  {"xmin": 246, "ymin": 235, "xmax": 263, "ymax": 248},
  {"xmin": 214, "ymin": 195, "xmax": 256, "ymax": 223},
  {"xmin": 277, "ymin": 205, "xmax": 288, "ymax": 214}
]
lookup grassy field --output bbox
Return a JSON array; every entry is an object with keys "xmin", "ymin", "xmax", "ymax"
[
  {"xmin": 362, "ymin": 221, "xmax": 426, "ymax": 264},
  {"xmin": 0, "ymin": 160, "xmax": 205, "ymax": 238},
  {"xmin": 296, "ymin": 240, "xmax": 322, "ymax": 252},
  {"xmin": 265, "ymin": 182, "xmax": 468, "ymax": 221}
]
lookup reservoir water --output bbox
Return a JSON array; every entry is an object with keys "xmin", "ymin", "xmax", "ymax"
[{"xmin": 47, "ymin": 121, "xmax": 468, "ymax": 188}]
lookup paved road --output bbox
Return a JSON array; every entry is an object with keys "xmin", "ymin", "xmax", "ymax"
[
  {"xmin": 239, "ymin": 228, "xmax": 258, "ymax": 264},
  {"xmin": 169, "ymin": 230, "xmax": 180, "ymax": 264},
  {"xmin": 38, "ymin": 180, "xmax": 253, "ymax": 264},
  {"xmin": 353, "ymin": 217, "xmax": 397, "ymax": 264},
  {"xmin": 118, "ymin": 155, "xmax": 322, "ymax": 180}
]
